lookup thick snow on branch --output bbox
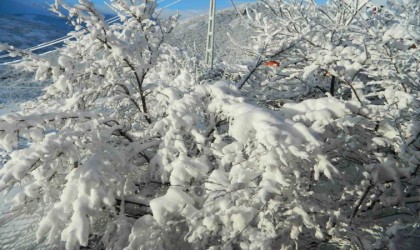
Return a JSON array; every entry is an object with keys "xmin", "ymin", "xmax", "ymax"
[{"xmin": 0, "ymin": 0, "xmax": 419, "ymax": 249}]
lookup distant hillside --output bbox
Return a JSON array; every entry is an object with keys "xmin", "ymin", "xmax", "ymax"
[
  {"xmin": 0, "ymin": 3, "xmax": 261, "ymax": 65},
  {"xmin": 0, "ymin": 2, "xmax": 257, "ymax": 61},
  {"xmin": 167, "ymin": 5, "xmax": 256, "ymax": 64},
  {"xmin": 0, "ymin": 14, "xmax": 72, "ymax": 50},
  {"xmin": 0, "ymin": 0, "xmax": 51, "ymax": 15},
  {"xmin": 0, "ymin": 0, "xmax": 114, "ymax": 51},
  {"xmin": 0, "ymin": 0, "xmax": 71, "ymax": 51}
]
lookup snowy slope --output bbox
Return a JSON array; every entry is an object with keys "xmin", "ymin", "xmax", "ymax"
[
  {"xmin": 0, "ymin": 64, "xmax": 50, "ymax": 104},
  {"xmin": 0, "ymin": 5, "xmax": 253, "ymax": 63},
  {"xmin": 0, "ymin": 14, "xmax": 72, "ymax": 66},
  {"xmin": 0, "ymin": 0, "xmax": 70, "ymax": 60},
  {"xmin": 0, "ymin": 0, "xmax": 51, "ymax": 16},
  {"xmin": 0, "ymin": 65, "xmax": 53, "ymax": 249},
  {"xmin": 167, "ymin": 5, "xmax": 255, "ymax": 64},
  {"xmin": 0, "ymin": 14, "xmax": 71, "ymax": 50}
]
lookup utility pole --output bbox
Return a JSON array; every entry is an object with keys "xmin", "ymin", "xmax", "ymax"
[{"xmin": 205, "ymin": 0, "xmax": 216, "ymax": 69}]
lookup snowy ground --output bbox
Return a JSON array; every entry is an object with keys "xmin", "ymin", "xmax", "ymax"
[
  {"xmin": 0, "ymin": 65, "xmax": 47, "ymax": 103},
  {"xmin": 0, "ymin": 63, "xmax": 51, "ymax": 250}
]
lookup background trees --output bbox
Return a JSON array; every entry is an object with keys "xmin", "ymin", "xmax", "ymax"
[{"xmin": 0, "ymin": 0, "xmax": 419, "ymax": 249}]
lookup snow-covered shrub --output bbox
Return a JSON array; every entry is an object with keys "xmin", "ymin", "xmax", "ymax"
[
  {"xmin": 147, "ymin": 82, "xmax": 340, "ymax": 249},
  {"xmin": 232, "ymin": 0, "xmax": 418, "ymax": 101},
  {"xmin": 0, "ymin": 0, "xmax": 187, "ymax": 249},
  {"xmin": 228, "ymin": 0, "xmax": 420, "ymax": 248},
  {"xmin": 0, "ymin": 0, "xmax": 419, "ymax": 249}
]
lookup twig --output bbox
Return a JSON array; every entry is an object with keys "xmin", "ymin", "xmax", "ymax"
[{"xmin": 350, "ymin": 183, "xmax": 372, "ymax": 224}]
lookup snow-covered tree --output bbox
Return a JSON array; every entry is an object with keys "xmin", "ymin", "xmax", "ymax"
[
  {"xmin": 225, "ymin": 0, "xmax": 420, "ymax": 248},
  {"xmin": 0, "ymin": 0, "xmax": 419, "ymax": 249},
  {"xmin": 0, "ymin": 0, "xmax": 187, "ymax": 249}
]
